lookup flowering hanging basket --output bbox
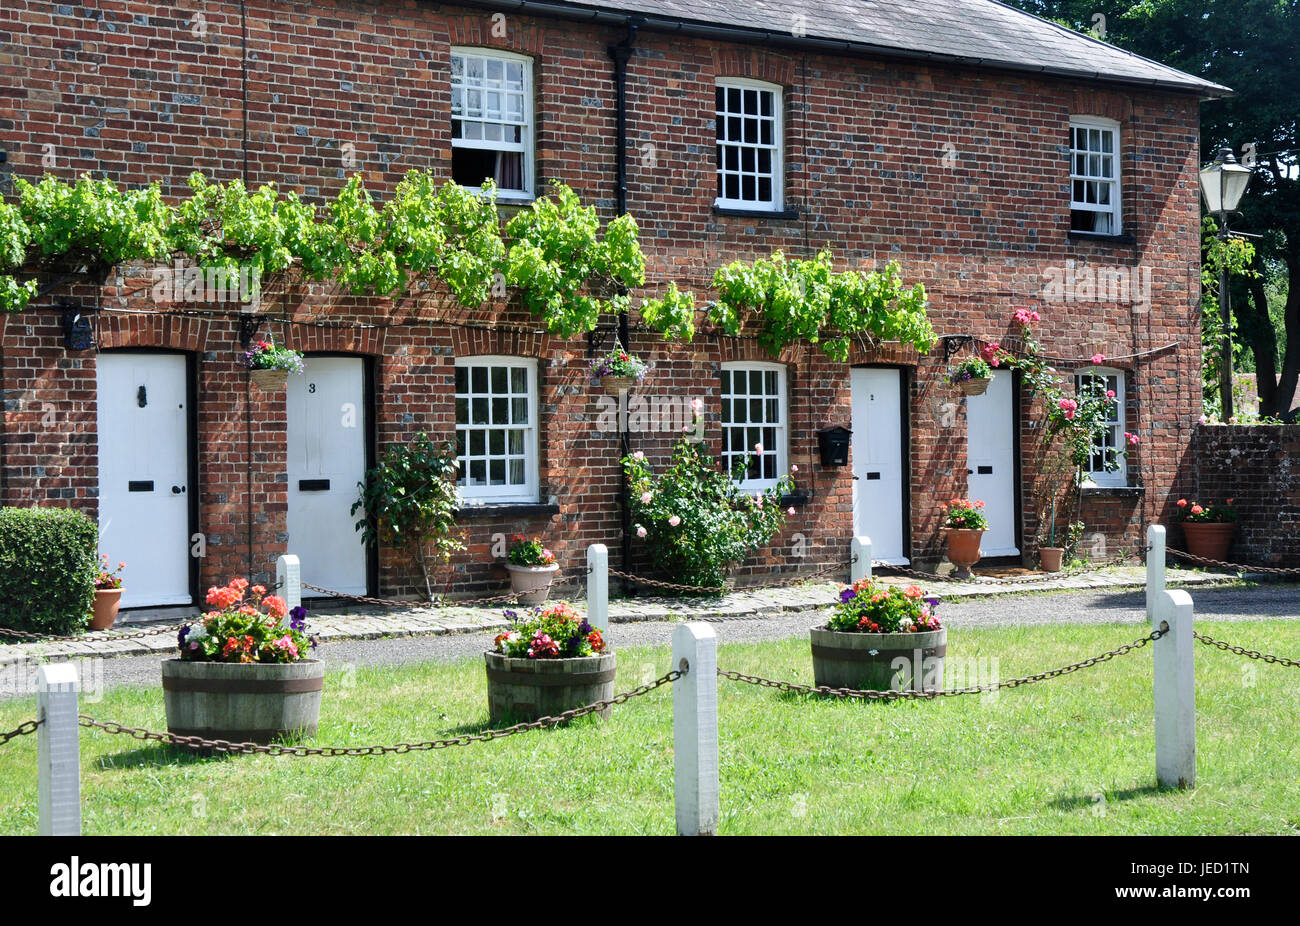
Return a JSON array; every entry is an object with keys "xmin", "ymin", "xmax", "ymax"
[
  {"xmin": 958, "ymin": 377, "xmax": 991, "ymax": 396},
  {"xmin": 249, "ymin": 368, "xmax": 288, "ymax": 390}
]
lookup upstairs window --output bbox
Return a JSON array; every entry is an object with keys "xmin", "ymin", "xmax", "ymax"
[
  {"xmin": 715, "ymin": 79, "xmax": 783, "ymax": 211},
  {"xmin": 455, "ymin": 357, "xmax": 538, "ymax": 502},
  {"xmin": 450, "ymin": 48, "xmax": 533, "ymax": 198},
  {"xmin": 1069, "ymin": 117, "xmax": 1120, "ymax": 234},
  {"xmin": 1075, "ymin": 369, "xmax": 1127, "ymax": 487},
  {"xmin": 720, "ymin": 362, "xmax": 787, "ymax": 489}
]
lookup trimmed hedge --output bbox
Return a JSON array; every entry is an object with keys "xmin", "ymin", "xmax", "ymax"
[{"xmin": 0, "ymin": 507, "xmax": 97, "ymax": 634}]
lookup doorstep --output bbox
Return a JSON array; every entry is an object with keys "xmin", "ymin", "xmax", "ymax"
[{"xmin": 0, "ymin": 566, "xmax": 1245, "ymax": 666}]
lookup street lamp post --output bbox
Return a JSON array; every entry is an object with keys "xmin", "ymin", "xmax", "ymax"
[{"xmin": 1198, "ymin": 147, "xmax": 1253, "ymax": 421}]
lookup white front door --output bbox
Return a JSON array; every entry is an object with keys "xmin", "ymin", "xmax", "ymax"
[
  {"xmin": 965, "ymin": 369, "xmax": 1019, "ymax": 556},
  {"xmin": 850, "ymin": 367, "xmax": 907, "ymax": 564},
  {"xmin": 287, "ymin": 357, "xmax": 368, "ymax": 597},
  {"xmin": 97, "ymin": 352, "xmax": 192, "ymax": 608}
]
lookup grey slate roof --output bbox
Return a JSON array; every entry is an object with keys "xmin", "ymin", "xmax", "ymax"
[{"xmin": 479, "ymin": 0, "xmax": 1229, "ymax": 97}]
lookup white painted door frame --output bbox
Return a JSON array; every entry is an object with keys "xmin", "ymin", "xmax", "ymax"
[
  {"xmin": 965, "ymin": 368, "xmax": 1021, "ymax": 558},
  {"xmin": 96, "ymin": 350, "xmax": 196, "ymax": 609},
  {"xmin": 850, "ymin": 366, "xmax": 909, "ymax": 564}
]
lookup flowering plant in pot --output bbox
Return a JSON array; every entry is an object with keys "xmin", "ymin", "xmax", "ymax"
[
  {"xmin": 505, "ymin": 534, "xmax": 559, "ymax": 605},
  {"xmin": 485, "ymin": 602, "xmax": 614, "ymax": 723},
  {"xmin": 588, "ymin": 344, "xmax": 647, "ymax": 395},
  {"xmin": 90, "ymin": 555, "xmax": 125, "ymax": 631},
  {"xmin": 1174, "ymin": 498, "xmax": 1237, "ymax": 562},
  {"xmin": 948, "ymin": 356, "xmax": 994, "ymax": 395},
  {"xmin": 164, "ymin": 578, "xmax": 322, "ymax": 744},
  {"xmin": 941, "ymin": 498, "xmax": 988, "ymax": 578},
  {"xmin": 811, "ymin": 580, "xmax": 945, "ymax": 692},
  {"xmin": 243, "ymin": 339, "xmax": 305, "ymax": 389}
]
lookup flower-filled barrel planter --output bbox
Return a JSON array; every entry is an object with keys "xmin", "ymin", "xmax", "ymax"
[
  {"xmin": 813, "ymin": 581, "xmax": 945, "ymax": 692},
  {"xmin": 505, "ymin": 535, "xmax": 559, "ymax": 605},
  {"xmin": 165, "ymin": 579, "xmax": 321, "ymax": 744},
  {"xmin": 487, "ymin": 603, "xmax": 612, "ymax": 723},
  {"xmin": 1174, "ymin": 498, "xmax": 1237, "ymax": 561}
]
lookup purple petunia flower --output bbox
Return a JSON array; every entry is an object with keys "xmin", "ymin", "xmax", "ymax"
[
  {"xmin": 925, "ymin": 596, "xmax": 940, "ymax": 608},
  {"xmin": 839, "ymin": 587, "xmax": 856, "ymax": 604}
]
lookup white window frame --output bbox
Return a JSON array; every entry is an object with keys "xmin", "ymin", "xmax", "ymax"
[
  {"xmin": 714, "ymin": 78, "xmax": 784, "ymax": 212},
  {"xmin": 720, "ymin": 361, "xmax": 788, "ymax": 490},
  {"xmin": 450, "ymin": 46, "xmax": 534, "ymax": 200},
  {"xmin": 454, "ymin": 355, "xmax": 539, "ymax": 503},
  {"xmin": 1069, "ymin": 116, "xmax": 1121, "ymax": 235},
  {"xmin": 1075, "ymin": 368, "xmax": 1127, "ymax": 487}
]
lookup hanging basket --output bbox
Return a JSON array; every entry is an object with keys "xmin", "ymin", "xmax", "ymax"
[
  {"xmin": 600, "ymin": 375, "xmax": 638, "ymax": 396},
  {"xmin": 249, "ymin": 368, "xmax": 289, "ymax": 390},
  {"xmin": 957, "ymin": 377, "xmax": 991, "ymax": 396}
]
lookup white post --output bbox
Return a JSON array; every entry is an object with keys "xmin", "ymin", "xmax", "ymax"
[
  {"xmin": 1146, "ymin": 525, "xmax": 1166, "ymax": 622},
  {"xmin": 673, "ymin": 622, "xmax": 719, "ymax": 836},
  {"xmin": 1153, "ymin": 588, "xmax": 1196, "ymax": 789},
  {"xmin": 37, "ymin": 663, "xmax": 80, "ymax": 836},
  {"xmin": 277, "ymin": 554, "xmax": 302, "ymax": 621},
  {"xmin": 851, "ymin": 536, "xmax": 873, "ymax": 584},
  {"xmin": 586, "ymin": 543, "xmax": 609, "ymax": 632}
]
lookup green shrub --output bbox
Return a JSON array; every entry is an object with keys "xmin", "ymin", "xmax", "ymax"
[
  {"xmin": 623, "ymin": 436, "xmax": 793, "ymax": 592},
  {"xmin": 0, "ymin": 507, "xmax": 98, "ymax": 634}
]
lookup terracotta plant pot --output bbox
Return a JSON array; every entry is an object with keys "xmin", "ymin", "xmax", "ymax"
[
  {"xmin": 1180, "ymin": 521, "xmax": 1236, "ymax": 563},
  {"xmin": 506, "ymin": 563, "xmax": 560, "ymax": 606},
  {"xmin": 162, "ymin": 658, "xmax": 324, "ymax": 744},
  {"xmin": 958, "ymin": 377, "xmax": 991, "ymax": 396},
  {"xmin": 90, "ymin": 587, "xmax": 123, "ymax": 631},
  {"xmin": 944, "ymin": 528, "xmax": 984, "ymax": 578},
  {"xmin": 484, "ymin": 650, "xmax": 617, "ymax": 723},
  {"xmin": 248, "ymin": 368, "xmax": 288, "ymax": 390},
  {"xmin": 600, "ymin": 375, "xmax": 637, "ymax": 396},
  {"xmin": 1039, "ymin": 547, "xmax": 1065, "ymax": 573},
  {"xmin": 810, "ymin": 627, "xmax": 947, "ymax": 692}
]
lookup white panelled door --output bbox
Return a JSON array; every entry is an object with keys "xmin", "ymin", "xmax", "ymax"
[
  {"xmin": 965, "ymin": 369, "xmax": 1019, "ymax": 556},
  {"xmin": 97, "ymin": 352, "xmax": 192, "ymax": 608},
  {"xmin": 850, "ymin": 367, "xmax": 907, "ymax": 564},
  {"xmin": 287, "ymin": 357, "xmax": 368, "ymax": 597}
]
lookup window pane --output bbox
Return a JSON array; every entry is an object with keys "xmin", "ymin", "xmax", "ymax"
[
  {"xmin": 472, "ymin": 397, "xmax": 488, "ymax": 424},
  {"xmin": 489, "ymin": 459, "xmax": 505, "ymax": 485},
  {"xmin": 511, "ymin": 397, "xmax": 528, "ymax": 424},
  {"xmin": 471, "ymin": 366, "xmax": 487, "ymax": 392},
  {"xmin": 455, "ymin": 397, "xmax": 468, "ymax": 423},
  {"xmin": 511, "ymin": 367, "xmax": 526, "ymax": 392},
  {"xmin": 750, "ymin": 371, "xmax": 763, "ymax": 393},
  {"xmin": 492, "ymin": 397, "xmax": 508, "ymax": 423},
  {"xmin": 469, "ymin": 460, "xmax": 485, "ymax": 485},
  {"xmin": 509, "ymin": 458, "xmax": 524, "ymax": 484},
  {"xmin": 455, "ymin": 366, "xmax": 467, "ymax": 392},
  {"xmin": 469, "ymin": 431, "xmax": 485, "ymax": 455},
  {"xmin": 489, "ymin": 429, "xmax": 505, "ymax": 455},
  {"xmin": 508, "ymin": 430, "xmax": 524, "ymax": 454}
]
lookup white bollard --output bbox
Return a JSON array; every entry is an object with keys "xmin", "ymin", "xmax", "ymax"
[
  {"xmin": 1153, "ymin": 588, "xmax": 1196, "ymax": 790},
  {"xmin": 673, "ymin": 622, "xmax": 719, "ymax": 836},
  {"xmin": 277, "ymin": 554, "xmax": 302, "ymax": 622},
  {"xmin": 37, "ymin": 663, "xmax": 81, "ymax": 836},
  {"xmin": 1146, "ymin": 525, "xmax": 1166, "ymax": 623},
  {"xmin": 587, "ymin": 544, "xmax": 609, "ymax": 632},
  {"xmin": 851, "ymin": 536, "xmax": 873, "ymax": 584}
]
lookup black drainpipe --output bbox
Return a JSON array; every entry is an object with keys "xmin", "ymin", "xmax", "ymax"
[{"xmin": 609, "ymin": 17, "xmax": 639, "ymax": 592}]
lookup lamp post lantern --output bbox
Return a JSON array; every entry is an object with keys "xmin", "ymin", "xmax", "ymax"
[{"xmin": 1198, "ymin": 147, "xmax": 1253, "ymax": 421}]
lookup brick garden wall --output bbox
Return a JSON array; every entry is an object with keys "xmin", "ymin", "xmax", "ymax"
[
  {"xmin": 0, "ymin": 0, "xmax": 1205, "ymax": 598},
  {"xmin": 1192, "ymin": 424, "xmax": 1300, "ymax": 566}
]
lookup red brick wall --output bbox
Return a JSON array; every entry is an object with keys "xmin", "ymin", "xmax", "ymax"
[
  {"xmin": 0, "ymin": 0, "xmax": 1205, "ymax": 598},
  {"xmin": 1192, "ymin": 424, "xmax": 1300, "ymax": 566}
]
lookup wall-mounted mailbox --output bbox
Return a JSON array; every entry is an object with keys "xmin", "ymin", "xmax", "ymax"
[
  {"xmin": 816, "ymin": 425, "xmax": 852, "ymax": 467},
  {"xmin": 61, "ymin": 304, "xmax": 94, "ymax": 351}
]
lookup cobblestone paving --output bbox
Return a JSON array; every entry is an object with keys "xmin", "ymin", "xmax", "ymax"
[{"xmin": 0, "ymin": 566, "xmax": 1242, "ymax": 665}]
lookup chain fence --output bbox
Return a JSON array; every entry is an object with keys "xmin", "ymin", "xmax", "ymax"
[
  {"xmin": 609, "ymin": 557, "xmax": 854, "ymax": 597},
  {"xmin": 1166, "ymin": 548, "xmax": 1300, "ymax": 577},
  {"xmin": 718, "ymin": 628, "xmax": 1165, "ymax": 701},
  {"xmin": 302, "ymin": 567, "xmax": 589, "ymax": 610},
  {"xmin": 0, "ymin": 621, "xmax": 187, "ymax": 645},
  {"xmin": 0, "ymin": 718, "xmax": 40, "ymax": 749},
  {"xmin": 75, "ymin": 669, "xmax": 682, "ymax": 757},
  {"xmin": 1193, "ymin": 630, "xmax": 1300, "ymax": 668}
]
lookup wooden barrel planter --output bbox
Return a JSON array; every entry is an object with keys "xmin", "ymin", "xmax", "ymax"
[
  {"xmin": 484, "ymin": 651, "xmax": 617, "ymax": 724},
  {"xmin": 162, "ymin": 659, "xmax": 324, "ymax": 744},
  {"xmin": 810, "ymin": 627, "xmax": 947, "ymax": 693}
]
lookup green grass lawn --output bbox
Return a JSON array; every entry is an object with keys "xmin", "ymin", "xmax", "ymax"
[{"xmin": 2, "ymin": 621, "xmax": 1299, "ymax": 835}]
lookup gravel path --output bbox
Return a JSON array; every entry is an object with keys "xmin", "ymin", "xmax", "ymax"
[{"xmin": 6, "ymin": 582, "xmax": 1297, "ymax": 699}]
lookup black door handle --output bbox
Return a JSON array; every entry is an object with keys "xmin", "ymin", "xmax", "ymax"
[
  {"xmin": 171, "ymin": 485, "xmax": 186, "ymax": 494},
  {"xmin": 966, "ymin": 469, "xmax": 974, "ymax": 475}
]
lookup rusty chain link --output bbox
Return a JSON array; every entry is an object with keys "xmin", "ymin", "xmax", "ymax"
[
  {"xmin": 1166, "ymin": 548, "xmax": 1300, "ymax": 577},
  {"xmin": 77, "ymin": 669, "xmax": 683, "ymax": 757},
  {"xmin": 303, "ymin": 567, "xmax": 588, "ymax": 610},
  {"xmin": 1193, "ymin": 630, "xmax": 1300, "ymax": 668},
  {"xmin": 873, "ymin": 545, "xmax": 1154, "ymax": 586},
  {"xmin": 609, "ymin": 558, "xmax": 854, "ymax": 596},
  {"xmin": 0, "ymin": 621, "xmax": 188, "ymax": 645},
  {"xmin": 718, "ymin": 628, "xmax": 1164, "ymax": 701},
  {"xmin": 0, "ymin": 718, "xmax": 41, "ymax": 748}
]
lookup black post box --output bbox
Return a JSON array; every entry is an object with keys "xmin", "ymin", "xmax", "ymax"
[{"xmin": 816, "ymin": 425, "xmax": 852, "ymax": 467}]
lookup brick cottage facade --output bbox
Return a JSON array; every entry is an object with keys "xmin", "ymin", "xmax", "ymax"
[{"xmin": 0, "ymin": 0, "xmax": 1226, "ymax": 608}]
